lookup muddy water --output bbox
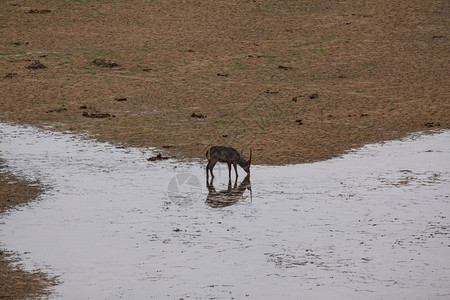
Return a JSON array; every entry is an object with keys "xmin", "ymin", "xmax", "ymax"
[{"xmin": 0, "ymin": 123, "xmax": 449, "ymax": 299}]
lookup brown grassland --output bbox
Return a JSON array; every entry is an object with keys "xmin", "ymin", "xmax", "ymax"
[{"xmin": 1, "ymin": 0, "xmax": 448, "ymax": 164}]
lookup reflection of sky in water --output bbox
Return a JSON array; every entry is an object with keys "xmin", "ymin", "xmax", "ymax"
[{"xmin": 1, "ymin": 123, "xmax": 449, "ymax": 299}]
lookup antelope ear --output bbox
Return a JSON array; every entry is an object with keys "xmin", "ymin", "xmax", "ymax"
[{"xmin": 240, "ymin": 148, "xmax": 244, "ymax": 157}]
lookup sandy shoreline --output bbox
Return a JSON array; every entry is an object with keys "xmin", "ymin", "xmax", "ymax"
[{"xmin": 0, "ymin": 171, "xmax": 57, "ymax": 299}]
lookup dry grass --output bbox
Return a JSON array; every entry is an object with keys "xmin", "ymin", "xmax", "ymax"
[{"xmin": 0, "ymin": 0, "xmax": 448, "ymax": 165}]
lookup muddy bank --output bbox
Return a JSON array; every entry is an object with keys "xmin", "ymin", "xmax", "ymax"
[
  {"xmin": 0, "ymin": 0, "xmax": 449, "ymax": 164},
  {"xmin": 0, "ymin": 170, "xmax": 57, "ymax": 299}
]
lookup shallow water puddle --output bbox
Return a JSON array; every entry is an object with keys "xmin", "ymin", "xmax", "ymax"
[{"xmin": 1, "ymin": 123, "xmax": 449, "ymax": 299}]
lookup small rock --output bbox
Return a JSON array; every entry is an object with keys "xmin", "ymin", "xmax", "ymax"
[
  {"xmin": 191, "ymin": 112, "xmax": 206, "ymax": 118},
  {"xmin": 147, "ymin": 153, "xmax": 170, "ymax": 161},
  {"xmin": 26, "ymin": 60, "xmax": 46, "ymax": 69}
]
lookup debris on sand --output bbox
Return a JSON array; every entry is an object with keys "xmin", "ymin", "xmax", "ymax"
[
  {"xmin": 147, "ymin": 153, "xmax": 170, "ymax": 161},
  {"xmin": 26, "ymin": 60, "xmax": 47, "ymax": 70},
  {"xmin": 92, "ymin": 58, "xmax": 118, "ymax": 68},
  {"xmin": 46, "ymin": 108, "xmax": 67, "ymax": 113},
  {"xmin": 4, "ymin": 73, "xmax": 18, "ymax": 79},
  {"xmin": 424, "ymin": 122, "xmax": 441, "ymax": 128},
  {"xmin": 11, "ymin": 42, "xmax": 29, "ymax": 46},
  {"xmin": 191, "ymin": 112, "xmax": 206, "ymax": 118},
  {"xmin": 291, "ymin": 97, "xmax": 298, "ymax": 102},
  {"xmin": 28, "ymin": 9, "xmax": 51, "ymax": 14},
  {"xmin": 295, "ymin": 119, "xmax": 303, "ymax": 125},
  {"xmin": 217, "ymin": 73, "xmax": 229, "ymax": 77},
  {"xmin": 278, "ymin": 65, "xmax": 292, "ymax": 70},
  {"xmin": 247, "ymin": 54, "xmax": 265, "ymax": 58},
  {"xmin": 264, "ymin": 89, "xmax": 279, "ymax": 94},
  {"xmin": 309, "ymin": 93, "xmax": 319, "ymax": 99},
  {"xmin": 82, "ymin": 112, "xmax": 114, "ymax": 118},
  {"xmin": 115, "ymin": 98, "xmax": 127, "ymax": 102}
]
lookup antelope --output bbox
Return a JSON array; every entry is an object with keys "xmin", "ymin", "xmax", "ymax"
[{"xmin": 206, "ymin": 146, "xmax": 252, "ymax": 180}]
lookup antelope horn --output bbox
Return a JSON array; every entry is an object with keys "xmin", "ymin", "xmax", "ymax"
[{"xmin": 249, "ymin": 148, "xmax": 252, "ymax": 163}]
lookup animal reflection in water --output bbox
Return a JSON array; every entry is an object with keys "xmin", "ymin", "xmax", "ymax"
[{"xmin": 205, "ymin": 174, "xmax": 252, "ymax": 208}]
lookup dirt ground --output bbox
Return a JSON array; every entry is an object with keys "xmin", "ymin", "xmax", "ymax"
[
  {"xmin": 0, "ymin": 0, "xmax": 448, "ymax": 165},
  {"xmin": 0, "ymin": 170, "xmax": 57, "ymax": 299}
]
